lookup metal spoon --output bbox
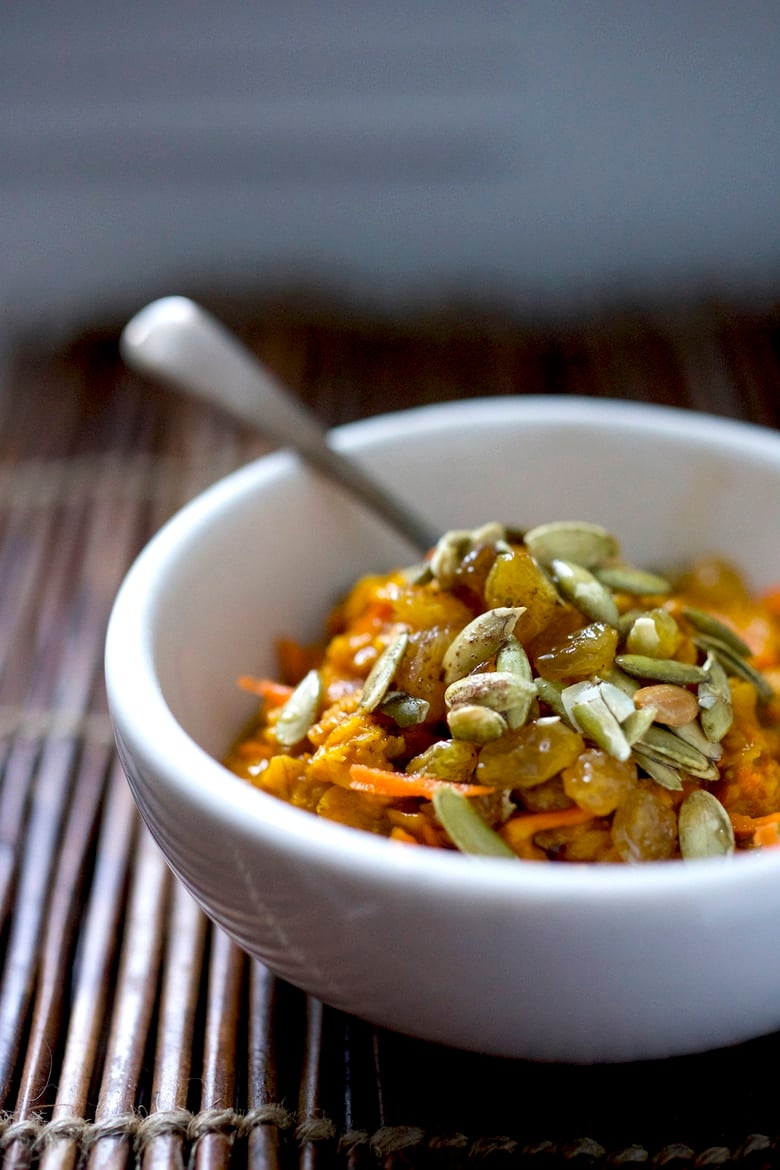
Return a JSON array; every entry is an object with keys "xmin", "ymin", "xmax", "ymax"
[{"xmin": 119, "ymin": 296, "xmax": 439, "ymax": 553}]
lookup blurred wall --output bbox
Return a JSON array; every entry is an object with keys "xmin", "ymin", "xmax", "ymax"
[{"xmin": 1, "ymin": 1, "xmax": 779, "ymax": 335}]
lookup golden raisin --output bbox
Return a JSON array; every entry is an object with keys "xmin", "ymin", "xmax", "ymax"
[
  {"xmin": 535, "ymin": 823, "xmax": 615, "ymax": 863},
  {"xmin": 516, "ymin": 775, "xmax": 573, "ymax": 812},
  {"xmin": 485, "ymin": 549, "xmax": 560, "ymax": 641},
  {"xmin": 676, "ymin": 557, "xmax": 752, "ymax": 608},
  {"xmin": 390, "ymin": 584, "xmax": 474, "ymax": 631},
  {"xmin": 255, "ymin": 754, "xmax": 309, "ymax": 800},
  {"xmin": 611, "ymin": 786, "xmax": 677, "ymax": 862},
  {"xmin": 316, "ymin": 786, "xmax": 391, "ymax": 834},
  {"xmin": 406, "ymin": 739, "xmax": 479, "ymax": 783},
  {"xmin": 625, "ymin": 608, "xmax": 680, "ymax": 658},
  {"xmin": 557, "ymin": 826, "xmax": 618, "ymax": 863},
  {"xmin": 535, "ymin": 622, "xmax": 618, "ymax": 682},
  {"xmin": 452, "ymin": 543, "xmax": 500, "ymax": 603},
  {"xmin": 562, "ymin": 749, "xmax": 637, "ymax": 816},
  {"xmin": 477, "ymin": 720, "xmax": 585, "ymax": 789},
  {"xmin": 308, "ymin": 713, "xmax": 404, "ymax": 786},
  {"xmin": 395, "ymin": 622, "xmax": 463, "ymax": 721}
]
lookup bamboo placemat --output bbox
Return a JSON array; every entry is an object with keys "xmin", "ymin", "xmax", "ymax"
[{"xmin": 1, "ymin": 298, "xmax": 780, "ymax": 1170}]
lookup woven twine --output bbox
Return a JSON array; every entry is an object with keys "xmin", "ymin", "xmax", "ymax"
[{"xmin": 0, "ymin": 1111, "xmax": 776, "ymax": 1166}]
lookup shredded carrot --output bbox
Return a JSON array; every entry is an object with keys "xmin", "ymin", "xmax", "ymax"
[
  {"xmin": 728, "ymin": 809, "xmax": 780, "ymax": 848},
  {"xmin": 760, "ymin": 586, "xmax": 780, "ymax": 619},
  {"xmin": 235, "ymin": 740, "xmax": 274, "ymax": 759},
  {"xmin": 276, "ymin": 638, "xmax": 321, "ymax": 684},
  {"xmin": 727, "ymin": 763, "xmax": 765, "ymax": 804},
  {"xmin": 729, "ymin": 809, "xmax": 780, "ymax": 834},
  {"xmin": 389, "ymin": 827, "xmax": 420, "ymax": 844},
  {"xmin": 237, "ymin": 676, "xmax": 294, "ymax": 706},
  {"xmin": 422, "ymin": 820, "xmax": 449, "ymax": 847},
  {"xmin": 347, "ymin": 764, "xmax": 492, "ymax": 800},
  {"xmin": 501, "ymin": 806, "xmax": 595, "ymax": 844},
  {"xmin": 753, "ymin": 822, "xmax": 780, "ymax": 848}
]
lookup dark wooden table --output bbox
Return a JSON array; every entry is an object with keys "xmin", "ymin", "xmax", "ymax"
[{"xmin": 1, "ymin": 297, "xmax": 779, "ymax": 1169}]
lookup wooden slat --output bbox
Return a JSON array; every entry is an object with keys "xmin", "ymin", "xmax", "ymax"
[
  {"xmin": 139, "ymin": 883, "xmax": 208, "ymax": 1170},
  {"xmin": 0, "ymin": 469, "xmax": 148, "ymax": 1106},
  {"xmin": 1, "ymin": 741, "xmax": 115, "ymax": 1170},
  {"xmin": 192, "ymin": 929, "xmax": 246, "ymax": 1170},
  {"xmin": 38, "ymin": 763, "xmax": 138, "ymax": 1170},
  {"xmin": 86, "ymin": 829, "xmax": 171, "ymax": 1170},
  {"xmin": 246, "ymin": 963, "xmax": 288, "ymax": 1170}
]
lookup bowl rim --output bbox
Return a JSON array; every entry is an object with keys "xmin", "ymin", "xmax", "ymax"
[{"xmin": 105, "ymin": 395, "xmax": 780, "ymax": 904}]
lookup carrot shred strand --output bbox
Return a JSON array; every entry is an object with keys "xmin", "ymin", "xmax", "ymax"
[
  {"xmin": 502, "ymin": 806, "xmax": 595, "ymax": 843},
  {"xmin": 237, "ymin": 676, "xmax": 295, "ymax": 706},
  {"xmin": 347, "ymin": 764, "xmax": 492, "ymax": 800}
]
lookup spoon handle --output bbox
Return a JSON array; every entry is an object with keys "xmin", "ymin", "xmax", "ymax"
[{"xmin": 120, "ymin": 297, "xmax": 438, "ymax": 553}]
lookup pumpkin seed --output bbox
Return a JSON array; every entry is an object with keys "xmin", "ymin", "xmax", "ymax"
[
  {"xmin": 495, "ymin": 635, "xmax": 533, "ymax": 682},
  {"xmin": 672, "ymin": 718, "xmax": 722, "ymax": 762},
  {"xmin": 378, "ymin": 691, "xmax": 430, "ymax": 727},
  {"xmin": 562, "ymin": 678, "xmax": 633, "ymax": 723},
  {"xmin": 571, "ymin": 693, "xmax": 632, "ymax": 762},
  {"xmin": 693, "ymin": 634, "xmax": 774, "ymax": 703},
  {"xmin": 534, "ymin": 677, "xmax": 568, "ymax": 720},
  {"xmin": 524, "ymin": 520, "xmax": 620, "ymax": 568},
  {"xmin": 635, "ymin": 725, "xmax": 719, "ymax": 779},
  {"xmin": 633, "ymin": 683, "xmax": 700, "ymax": 727},
  {"xmin": 470, "ymin": 520, "xmax": 507, "ymax": 546},
  {"xmin": 445, "ymin": 670, "xmax": 536, "ymax": 716},
  {"xmin": 561, "ymin": 679, "xmax": 599, "ymax": 724},
  {"xmin": 678, "ymin": 789, "xmax": 735, "ymax": 859},
  {"xmin": 597, "ymin": 665, "xmax": 640, "ymax": 696},
  {"xmin": 599, "ymin": 680, "xmax": 638, "ymax": 723},
  {"xmin": 359, "ymin": 630, "xmax": 409, "ymax": 712},
  {"xmin": 447, "ymin": 704, "xmax": 508, "ymax": 744},
  {"xmin": 632, "ymin": 746, "xmax": 684, "ymax": 791},
  {"xmin": 550, "ymin": 558, "xmax": 620, "ymax": 626},
  {"xmin": 593, "ymin": 564, "xmax": 672, "ymax": 595},
  {"xmin": 454, "ymin": 674, "xmax": 536, "ymax": 732},
  {"xmin": 468, "ymin": 639, "xmax": 538, "ymax": 729},
  {"xmin": 562, "ymin": 681, "xmax": 632, "ymax": 760},
  {"xmin": 429, "ymin": 522, "xmax": 506, "ymax": 588},
  {"xmin": 273, "ymin": 669, "xmax": 323, "ymax": 747},
  {"xmin": 615, "ymin": 654, "xmax": 710, "ymax": 686},
  {"xmin": 432, "ymin": 785, "xmax": 516, "ymax": 858},
  {"xmin": 402, "ymin": 561, "xmax": 433, "ymax": 586},
  {"xmin": 700, "ymin": 697, "xmax": 734, "ymax": 744},
  {"xmin": 616, "ymin": 608, "xmax": 645, "ymax": 640},
  {"xmin": 430, "ymin": 529, "xmax": 472, "ymax": 588},
  {"xmin": 406, "ymin": 738, "xmax": 479, "ymax": 781},
  {"xmin": 698, "ymin": 653, "xmax": 734, "ymax": 742},
  {"xmin": 445, "ymin": 670, "xmax": 514, "ymax": 708},
  {"xmin": 442, "ymin": 607, "xmax": 524, "ymax": 685},
  {"xmin": 503, "ymin": 685, "xmax": 538, "ymax": 731},
  {"xmin": 682, "ymin": 606, "xmax": 753, "ymax": 658},
  {"xmin": 621, "ymin": 705, "xmax": 658, "ymax": 745}
]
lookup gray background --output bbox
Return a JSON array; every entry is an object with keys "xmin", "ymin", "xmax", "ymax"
[{"xmin": 2, "ymin": 1, "xmax": 778, "ymax": 338}]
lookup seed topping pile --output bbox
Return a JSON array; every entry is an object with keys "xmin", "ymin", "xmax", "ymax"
[{"xmin": 226, "ymin": 521, "xmax": 780, "ymax": 863}]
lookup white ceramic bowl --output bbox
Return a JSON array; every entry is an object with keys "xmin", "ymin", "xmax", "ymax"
[{"xmin": 105, "ymin": 396, "xmax": 780, "ymax": 1063}]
